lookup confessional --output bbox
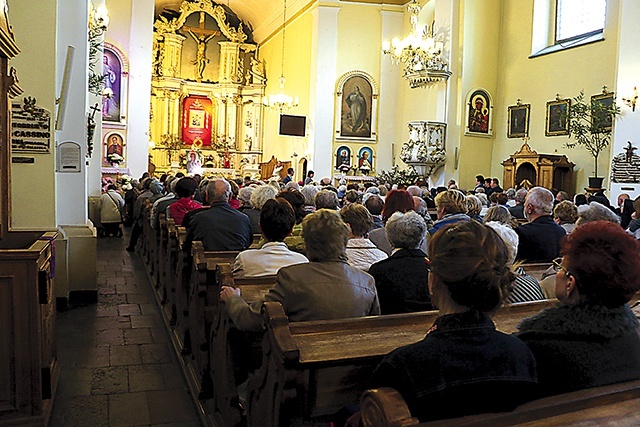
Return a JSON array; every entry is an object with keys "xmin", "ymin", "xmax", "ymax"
[{"xmin": 502, "ymin": 142, "xmax": 575, "ymax": 195}]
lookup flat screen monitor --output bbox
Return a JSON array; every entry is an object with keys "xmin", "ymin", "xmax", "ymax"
[{"xmin": 279, "ymin": 114, "xmax": 306, "ymax": 137}]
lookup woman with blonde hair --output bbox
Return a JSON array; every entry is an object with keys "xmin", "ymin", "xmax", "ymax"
[
  {"xmin": 465, "ymin": 194, "xmax": 483, "ymax": 222},
  {"xmin": 428, "ymin": 189, "xmax": 470, "ymax": 236}
]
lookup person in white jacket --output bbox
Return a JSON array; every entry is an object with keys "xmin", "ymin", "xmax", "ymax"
[{"xmin": 100, "ymin": 184, "xmax": 125, "ymax": 237}]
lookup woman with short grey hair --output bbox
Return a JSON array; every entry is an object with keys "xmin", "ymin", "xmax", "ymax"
[
  {"xmin": 369, "ymin": 211, "xmax": 433, "ymax": 314},
  {"xmin": 301, "ymin": 184, "xmax": 318, "ymax": 213},
  {"xmin": 244, "ymin": 185, "xmax": 278, "ymax": 233}
]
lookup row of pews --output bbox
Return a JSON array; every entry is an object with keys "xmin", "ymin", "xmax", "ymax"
[{"xmin": 137, "ymin": 199, "xmax": 640, "ymax": 427}]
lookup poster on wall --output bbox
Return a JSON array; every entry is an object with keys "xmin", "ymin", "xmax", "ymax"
[
  {"xmin": 182, "ymin": 96, "xmax": 213, "ymax": 146},
  {"xmin": 102, "ymin": 48, "xmax": 122, "ymax": 122},
  {"xmin": 11, "ymin": 97, "xmax": 51, "ymax": 153}
]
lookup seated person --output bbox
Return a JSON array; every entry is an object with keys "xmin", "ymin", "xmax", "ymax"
[
  {"xmin": 220, "ymin": 209, "xmax": 380, "ymax": 331},
  {"xmin": 516, "ymin": 187, "xmax": 566, "ymax": 262},
  {"xmin": 553, "ymin": 200, "xmax": 578, "ymax": 234},
  {"xmin": 340, "ymin": 204, "xmax": 387, "ymax": 271},
  {"xmin": 244, "ymin": 185, "xmax": 278, "ymax": 234},
  {"xmin": 168, "ymin": 177, "xmax": 201, "ymax": 226},
  {"xmin": 369, "ymin": 189, "xmax": 418, "ymax": 255},
  {"xmin": 369, "ymin": 211, "xmax": 432, "ymax": 314},
  {"xmin": 428, "ymin": 189, "xmax": 470, "ymax": 236},
  {"xmin": 518, "ymin": 221, "xmax": 640, "ymax": 395},
  {"xmin": 233, "ymin": 198, "xmax": 308, "ymax": 278},
  {"xmin": 485, "ymin": 221, "xmax": 546, "ymax": 304},
  {"xmin": 256, "ymin": 188, "xmax": 307, "ymax": 254},
  {"xmin": 371, "ymin": 221, "xmax": 537, "ymax": 422}
]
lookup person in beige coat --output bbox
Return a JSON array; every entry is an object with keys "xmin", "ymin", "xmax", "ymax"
[
  {"xmin": 100, "ymin": 184, "xmax": 124, "ymax": 237},
  {"xmin": 220, "ymin": 208, "xmax": 380, "ymax": 331}
]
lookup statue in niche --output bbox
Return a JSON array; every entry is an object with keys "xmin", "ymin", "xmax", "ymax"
[{"xmin": 187, "ymin": 29, "xmax": 217, "ymax": 81}]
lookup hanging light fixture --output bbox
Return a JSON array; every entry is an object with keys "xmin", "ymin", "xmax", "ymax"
[
  {"xmin": 382, "ymin": 0, "xmax": 451, "ymax": 89},
  {"xmin": 264, "ymin": 0, "xmax": 299, "ymax": 113}
]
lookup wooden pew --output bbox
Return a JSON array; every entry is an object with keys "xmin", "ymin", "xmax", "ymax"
[
  {"xmin": 188, "ymin": 243, "xmax": 239, "ymax": 399},
  {"xmin": 361, "ymin": 379, "xmax": 640, "ymax": 426},
  {"xmin": 209, "ymin": 264, "xmax": 276, "ymax": 427},
  {"xmin": 246, "ymin": 299, "xmax": 555, "ymax": 427}
]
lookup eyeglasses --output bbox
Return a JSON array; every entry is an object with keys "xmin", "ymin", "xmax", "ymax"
[{"xmin": 552, "ymin": 257, "xmax": 571, "ymax": 277}]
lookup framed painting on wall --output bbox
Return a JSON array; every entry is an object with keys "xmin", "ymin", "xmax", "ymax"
[
  {"xmin": 102, "ymin": 47, "xmax": 123, "ymax": 122},
  {"xmin": 358, "ymin": 146, "xmax": 374, "ymax": 173},
  {"xmin": 507, "ymin": 102, "xmax": 530, "ymax": 138},
  {"xmin": 336, "ymin": 145, "xmax": 352, "ymax": 172},
  {"xmin": 465, "ymin": 88, "xmax": 493, "ymax": 136},
  {"xmin": 103, "ymin": 132, "xmax": 125, "ymax": 166},
  {"xmin": 591, "ymin": 91, "xmax": 615, "ymax": 132},
  {"xmin": 335, "ymin": 71, "xmax": 379, "ymax": 141},
  {"xmin": 545, "ymin": 97, "xmax": 570, "ymax": 136}
]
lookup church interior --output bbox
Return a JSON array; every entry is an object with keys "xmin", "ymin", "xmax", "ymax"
[{"xmin": 2, "ymin": 0, "xmax": 640, "ymax": 425}]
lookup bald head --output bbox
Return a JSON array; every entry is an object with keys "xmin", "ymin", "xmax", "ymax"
[{"xmin": 206, "ymin": 178, "xmax": 231, "ymax": 203}]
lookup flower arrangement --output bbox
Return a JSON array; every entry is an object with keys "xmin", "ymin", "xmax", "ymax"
[
  {"xmin": 376, "ymin": 165, "xmax": 420, "ymax": 187},
  {"xmin": 118, "ymin": 174, "xmax": 133, "ymax": 191},
  {"xmin": 107, "ymin": 153, "xmax": 124, "ymax": 165}
]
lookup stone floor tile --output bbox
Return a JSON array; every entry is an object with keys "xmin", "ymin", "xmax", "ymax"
[
  {"xmin": 159, "ymin": 363, "xmax": 185, "ymax": 390},
  {"xmin": 147, "ymin": 389, "xmax": 197, "ymax": 424},
  {"xmin": 130, "ymin": 314, "xmax": 160, "ymax": 329},
  {"xmin": 140, "ymin": 343, "xmax": 173, "ymax": 364},
  {"xmin": 139, "ymin": 303, "xmax": 160, "ymax": 316},
  {"xmin": 110, "ymin": 344, "xmax": 142, "ymax": 366},
  {"xmin": 118, "ymin": 303, "xmax": 142, "ymax": 316},
  {"xmin": 96, "ymin": 305, "xmax": 119, "ymax": 316},
  {"xmin": 124, "ymin": 328, "xmax": 155, "ymax": 345},
  {"xmin": 99, "ymin": 293, "xmax": 128, "ymax": 306},
  {"xmin": 108, "ymin": 392, "xmax": 151, "ymax": 426},
  {"xmin": 126, "ymin": 292, "xmax": 155, "ymax": 304},
  {"xmin": 96, "ymin": 328, "xmax": 125, "ymax": 346},
  {"xmin": 128, "ymin": 365, "xmax": 165, "ymax": 392},
  {"xmin": 49, "ymin": 394, "xmax": 109, "ymax": 427},
  {"xmin": 91, "ymin": 366, "xmax": 129, "ymax": 395},
  {"xmin": 76, "ymin": 346, "xmax": 111, "ymax": 369},
  {"xmin": 56, "ymin": 368, "xmax": 93, "ymax": 397}
]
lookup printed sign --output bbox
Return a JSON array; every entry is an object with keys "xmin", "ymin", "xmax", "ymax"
[{"xmin": 11, "ymin": 97, "xmax": 51, "ymax": 153}]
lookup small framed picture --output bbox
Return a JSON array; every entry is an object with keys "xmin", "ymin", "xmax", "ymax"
[
  {"xmin": 507, "ymin": 103, "xmax": 530, "ymax": 138},
  {"xmin": 465, "ymin": 88, "xmax": 493, "ymax": 137},
  {"xmin": 591, "ymin": 91, "xmax": 615, "ymax": 132},
  {"xmin": 545, "ymin": 98, "xmax": 570, "ymax": 136}
]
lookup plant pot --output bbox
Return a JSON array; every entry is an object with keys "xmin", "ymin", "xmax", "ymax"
[{"xmin": 588, "ymin": 177, "xmax": 604, "ymax": 189}]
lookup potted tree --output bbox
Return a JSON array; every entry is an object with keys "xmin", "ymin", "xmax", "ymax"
[{"xmin": 564, "ymin": 89, "xmax": 620, "ymax": 189}]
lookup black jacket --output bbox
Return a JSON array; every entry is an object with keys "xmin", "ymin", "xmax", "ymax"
[
  {"xmin": 372, "ymin": 311, "xmax": 538, "ymax": 422},
  {"xmin": 184, "ymin": 201, "xmax": 252, "ymax": 251},
  {"xmin": 515, "ymin": 215, "xmax": 566, "ymax": 262},
  {"xmin": 518, "ymin": 302, "xmax": 640, "ymax": 396},
  {"xmin": 368, "ymin": 248, "xmax": 432, "ymax": 314}
]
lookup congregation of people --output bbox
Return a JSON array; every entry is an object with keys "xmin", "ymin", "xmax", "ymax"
[{"xmin": 105, "ymin": 168, "xmax": 640, "ymax": 423}]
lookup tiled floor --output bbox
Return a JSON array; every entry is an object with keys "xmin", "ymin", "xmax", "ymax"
[{"xmin": 50, "ymin": 229, "xmax": 202, "ymax": 427}]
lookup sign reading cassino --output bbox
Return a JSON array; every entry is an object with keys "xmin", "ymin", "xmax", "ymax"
[{"xmin": 11, "ymin": 97, "xmax": 51, "ymax": 153}]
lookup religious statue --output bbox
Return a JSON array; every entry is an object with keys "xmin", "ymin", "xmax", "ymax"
[
  {"xmin": 187, "ymin": 29, "xmax": 216, "ymax": 82},
  {"xmin": 625, "ymin": 140, "xmax": 637, "ymax": 163},
  {"xmin": 102, "ymin": 56, "xmax": 118, "ymax": 117}
]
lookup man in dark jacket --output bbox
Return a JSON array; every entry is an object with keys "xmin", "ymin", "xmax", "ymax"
[
  {"xmin": 184, "ymin": 178, "xmax": 252, "ymax": 252},
  {"xmin": 515, "ymin": 187, "xmax": 566, "ymax": 262}
]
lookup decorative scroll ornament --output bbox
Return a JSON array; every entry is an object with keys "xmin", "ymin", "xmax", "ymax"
[
  {"xmin": 154, "ymin": 0, "xmax": 247, "ymax": 43},
  {"xmin": 400, "ymin": 121, "xmax": 447, "ymax": 177}
]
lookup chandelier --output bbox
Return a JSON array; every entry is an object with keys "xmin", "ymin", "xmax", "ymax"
[
  {"xmin": 382, "ymin": 0, "xmax": 451, "ymax": 89},
  {"xmin": 264, "ymin": 0, "xmax": 299, "ymax": 113}
]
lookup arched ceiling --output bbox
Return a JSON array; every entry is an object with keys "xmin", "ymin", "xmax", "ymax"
[{"xmin": 154, "ymin": 0, "xmax": 408, "ymax": 44}]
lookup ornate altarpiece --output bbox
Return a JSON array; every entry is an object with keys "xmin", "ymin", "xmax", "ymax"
[{"xmin": 150, "ymin": 0, "xmax": 266, "ymax": 177}]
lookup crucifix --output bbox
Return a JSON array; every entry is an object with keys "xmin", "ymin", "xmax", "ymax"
[{"xmin": 183, "ymin": 12, "xmax": 221, "ymax": 82}]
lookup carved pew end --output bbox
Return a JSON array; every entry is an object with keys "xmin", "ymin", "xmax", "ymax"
[{"xmin": 361, "ymin": 388, "xmax": 419, "ymax": 427}]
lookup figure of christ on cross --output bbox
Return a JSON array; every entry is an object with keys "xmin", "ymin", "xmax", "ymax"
[{"xmin": 184, "ymin": 12, "xmax": 221, "ymax": 82}]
